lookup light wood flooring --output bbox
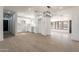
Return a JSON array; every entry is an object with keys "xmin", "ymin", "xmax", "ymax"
[{"xmin": 0, "ymin": 32, "xmax": 79, "ymax": 52}]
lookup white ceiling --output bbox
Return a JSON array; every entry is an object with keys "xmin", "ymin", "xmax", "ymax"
[
  {"xmin": 3, "ymin": 6, "xmax": 76, "ymax": 16},
  {"xmin": 4, "ymin": 6, "xmax": 75, "ymax": 12}
]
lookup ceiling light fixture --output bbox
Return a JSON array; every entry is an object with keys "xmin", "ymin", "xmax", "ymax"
[{"xmin": 47, "ymin": 6, "xmax": 51, "ymax": 8}]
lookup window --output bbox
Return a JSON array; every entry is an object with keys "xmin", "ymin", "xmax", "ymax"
[
  {"xmin": 56, "ymin": 21, "xmax": 59, "ymax": 29},
  {"xmin": 51, "ymin": 21, "xmax": 69, "ymax": 30},
  {"xmin": 51, "ymin": 22, "xmax": 55, "ymax": 29},
  {"xmin": 59, "ymin": 21, "xmax": 63, "ymax": 30},
  {"xmin": 63, "ymin": 21, "xmax": 68, "ymax": 30}
]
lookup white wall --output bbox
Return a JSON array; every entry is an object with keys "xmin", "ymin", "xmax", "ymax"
[
  {"xmin": 11, "ymin": 13, "xmax": 17, "ymax": 35},
  {"xmin": 16, "ymin": 12, "xmax": 35, "ymax": 33},
  {"xmin": 0, "ymin": 7, "xmax": 3, "ymax": 41},
  {"xmin": 17, "ymin": 17, "xmax": 27, "ymax": 33},
  {"xmin": 40, "ymin": 16, "xmax": 51, "ymax": 36},
  {"xmin": 52, "ymin": 7, "xmax": 79, "ymax": 41},
  {"xmin": 35, "ymin": 16, "xmax": 51, "ymax": 36},
  {"xmin": 34, "ymin": 16, "xmax": 42, "ymax": 33}
]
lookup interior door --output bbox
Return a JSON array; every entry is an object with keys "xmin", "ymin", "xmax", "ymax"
[
  {"xmin": 3, "ymin": 20, "xmax": 8, "ymax": 31},
  {"xmin": 69, "ymin": 20, "xmax": 72, "ymax": 34}
]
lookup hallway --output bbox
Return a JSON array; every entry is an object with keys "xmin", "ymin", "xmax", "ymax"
[{"xmin": 0, "ymin": 32, "xmax": 79, "ymax": 52}]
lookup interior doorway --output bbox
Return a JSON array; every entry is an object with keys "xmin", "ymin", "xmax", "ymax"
[
  {"xmin": 3, "ymin": 20, "xmax": 8, "ymax": 31},
  {"xmin": 3, "ymin": 10, "xmax": 14, "ymax": 39}
]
